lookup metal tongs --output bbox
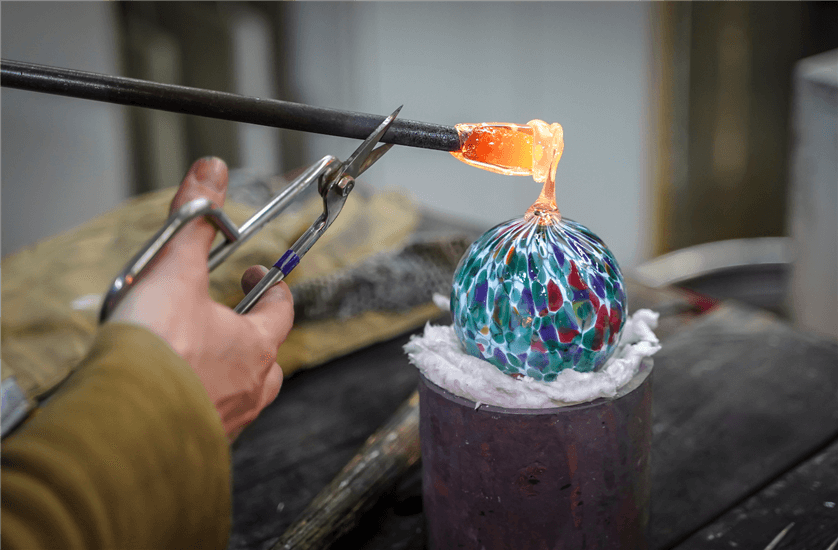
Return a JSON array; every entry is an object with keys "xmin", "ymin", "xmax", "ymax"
[{"xmin": 99, "ymin": 106, "xmax": 402, "ymax": 323}]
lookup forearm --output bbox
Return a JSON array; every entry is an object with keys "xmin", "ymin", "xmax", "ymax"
[{"xmin": 1, "ymin": 323, "xmax": 231, "ymax": 549}]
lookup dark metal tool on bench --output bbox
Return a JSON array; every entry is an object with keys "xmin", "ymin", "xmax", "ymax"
[
  {"xmin": 761, "ymin": 523, "xmax": 838, "ymax": 550},
  {"xmin": 272, "ymin": 391, "xmax": 421, "ymax": 550}
]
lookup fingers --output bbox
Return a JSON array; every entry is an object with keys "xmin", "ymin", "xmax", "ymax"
[
  {"xmin": 169, "ymin": 157, "xmax": 229, "ymax": 260},
  {"xmin": 171, "ymin": 157, "xmax": 228, "ymax": 213},
  {"xmin": 259, "ymin": 363, "xmax": 283, "ymax": 410},
  {"xmin": 241, "ymin": 265, "xmax": 269, "ymax": 295},
  {"xmin": 244, "ymin": 276, "xmax": 295, "ymax": 349}
]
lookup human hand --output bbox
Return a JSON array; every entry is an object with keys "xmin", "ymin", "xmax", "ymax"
[{"xmin": 109, "ymin": 157, "xmax": 294, "ymax": 439}]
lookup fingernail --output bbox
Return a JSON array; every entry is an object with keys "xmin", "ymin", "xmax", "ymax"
[{"xmin": 193, "ymin": 157, "xmax": 222, "ymax": 188}]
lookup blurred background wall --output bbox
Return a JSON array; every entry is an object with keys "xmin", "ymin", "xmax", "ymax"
[
  {"xmin": 1, "ymin": 2, "xmax": 131, "ymax": 256},
  {"xmin": 276, "ymin": 2, "xmax": 652, "ymax": 271},
  {"xmin": 2, "ymin": 2, "xmax": 836, "ymax": 328},
  {"xmin": 651, "ymin": 2, "xmax": 837, "ymax": 254}
]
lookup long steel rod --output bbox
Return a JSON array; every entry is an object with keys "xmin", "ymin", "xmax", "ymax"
[{"xmin": 0, "ymin": 59, "xmax": 461, "ymax": 152}]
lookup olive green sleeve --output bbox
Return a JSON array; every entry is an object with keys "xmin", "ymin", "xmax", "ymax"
[{"xmin": 1, "ymin": 323, "xmax": 231, "ymax": 550}]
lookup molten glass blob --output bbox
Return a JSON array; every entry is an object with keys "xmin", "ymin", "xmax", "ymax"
[
  {"xmin": 450, "ymin": 122, "xmax": 534, "ymax": 176},
  {"xmin": 450, "ymin": 120, "xmax": 627, "ymax": 378},
  {"xmin": 452, "ymin": 120, "xmax": 564, "ymax": 225}
]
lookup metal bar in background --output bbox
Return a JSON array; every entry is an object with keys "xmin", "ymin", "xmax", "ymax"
[{"xmin": 0, "ymin": 59, "xmax": 462, "ymax": 152}]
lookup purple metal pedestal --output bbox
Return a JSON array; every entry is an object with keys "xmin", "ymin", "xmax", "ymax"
[{"xmin": 419, "ymin": 361, "xmax": 653, "ymax": 550}]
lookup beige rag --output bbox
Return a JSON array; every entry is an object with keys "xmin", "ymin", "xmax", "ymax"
[{"xmin": 1, "ymin": 187, "xmax": 440, "ymax": 404}]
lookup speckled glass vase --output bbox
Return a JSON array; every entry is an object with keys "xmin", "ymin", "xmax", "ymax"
[{"xmin": 451, "ymin": 216, "xmax": 627, "ymax": 380}]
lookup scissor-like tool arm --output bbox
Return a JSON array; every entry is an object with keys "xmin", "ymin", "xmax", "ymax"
[{"xmin": 100, "ymin": 106, "xmax": 401, "ymax": 322}]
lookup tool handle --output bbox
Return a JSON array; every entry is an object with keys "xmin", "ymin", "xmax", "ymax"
[
  {"xmin": 234, "ymin": 162, "xmax": 352, "ymax": 314},
  {"xmin": 99, "ymin": 198, "xmax": 240, "ymax": 323},
  {"xmin": 232, "ymin": 214, "xmax": 326, "ymax": 315},
  {"xmin": 100, "ymin": 156, "xmax": 339, "ymax": 321},
  {"xmin": 209, "ymin": 156, "xmax": 339, "ymax": 271}
]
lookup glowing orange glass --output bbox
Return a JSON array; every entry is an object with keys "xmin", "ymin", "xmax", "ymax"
[
  {"xmin": 451, "ymin": 120, "xmax": 564, "ymax": 225},
  {"xmin": 450, "ymin": 123, "xmax": 534, "ymax": 176}
]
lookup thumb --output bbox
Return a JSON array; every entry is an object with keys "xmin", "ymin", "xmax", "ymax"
[
  {"xmin": 241, "ymin": 265, "xmax": 270, "ymax": 295},
  {"xmin": 169, "ymin": 157, "xmax": 229, "ymax": 260}
]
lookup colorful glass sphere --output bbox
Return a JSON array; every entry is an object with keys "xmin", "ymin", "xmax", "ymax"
[{"xmin": 451, "ymin": 216, "xmax": 627, "ymax": 380}]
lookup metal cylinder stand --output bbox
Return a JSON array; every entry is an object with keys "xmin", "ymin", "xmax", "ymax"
[{"xmin": 419, "ymin": 360, "xmax": 653, "ymax": 550}]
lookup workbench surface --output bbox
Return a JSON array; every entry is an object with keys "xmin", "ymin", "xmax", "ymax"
[{"xmin": 229, "ymin": 281, "xmax": 838, "ymax": 550}]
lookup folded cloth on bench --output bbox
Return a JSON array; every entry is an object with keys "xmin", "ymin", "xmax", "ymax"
[{"xmin": 2, "ymin": 180, "xmax": 463, "ymax": 410}]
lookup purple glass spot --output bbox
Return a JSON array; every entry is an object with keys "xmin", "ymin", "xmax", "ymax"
[
  {"xmin": 591, "ymin": 273, "xmax": 606, "ymax": 297},
  {"xmin": 474, "ymin": 280, "xmax": 489, "ymax": 304},
  {"xmin": 551, "ymin": 243, "xmax": 566, "ymax": 267},
  {"xmin": 521, "ymin": 288, "xmax": 535, "ymax": 316},
  {"xmin": 528, "ymin": 255, "xmax": 539, "ymax": 280},
  {"xmin": 572, "ymin": 288, "xmax": 588, "ymax": 302},
  {"xmin": 539, "ymin": 323, "xmax": 558, "ymax": 344},
  {"xmin": 604, "ymin": 255, "xmax": 618, "ymax": 274}
]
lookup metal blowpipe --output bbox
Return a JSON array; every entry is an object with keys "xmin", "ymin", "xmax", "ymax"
[{"xmin": 0, "ymin": 59, "xmax": 460, "ymax": 152}]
